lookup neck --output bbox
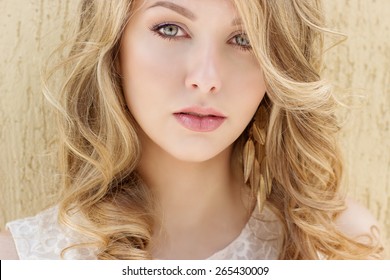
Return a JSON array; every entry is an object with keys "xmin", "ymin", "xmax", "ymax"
[
  {"xmin": 138, "ymin": 136, "xmax": 247, "ymax": 219},
  {"xmin": 137, "ymin": 134, "xmax": 254, "ymax": 258}
]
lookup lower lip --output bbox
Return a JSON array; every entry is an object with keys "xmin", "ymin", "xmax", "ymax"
[{"xmin": 174, "ymin": 113, "xmax": 226, "ymax": 132}]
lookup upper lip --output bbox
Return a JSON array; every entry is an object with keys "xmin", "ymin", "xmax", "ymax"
[{"xmin": 174, "ymin": 106, "xmax": 226, "ymax": 118}]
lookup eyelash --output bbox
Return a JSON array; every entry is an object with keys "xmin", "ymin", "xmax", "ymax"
[{"xmin": 150, "ymin": 23, "xmax": 252, "ymax": 51}]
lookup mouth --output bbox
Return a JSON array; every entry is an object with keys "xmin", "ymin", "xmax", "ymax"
[
  {"xmin": 176, "ymin": 112, "xmax": 220, "ymax": 118},
  {"xmin": 173, "ymin": 107, "xmax": 227, "ymax": 132},
  {"xmin": 175, "ymin": 107, "xmax": 226, "ymax": 118}
]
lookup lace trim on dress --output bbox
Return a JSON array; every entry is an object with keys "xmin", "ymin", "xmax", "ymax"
[
  {"xmin": 6, "ymin": 205, "xmax": 282, "ymax": 260},
  {"xmin": 207, "ymin": 205, "xmax": 283, "ymax": 259},
  {"xmin": 6, "ymin": 207, "xmax": 96, "ymax": 260}
]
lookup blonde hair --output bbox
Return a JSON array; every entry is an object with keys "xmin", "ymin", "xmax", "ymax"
[{"xmin": 44, "ymin": 0, "xmax": 382, "ymax": 259}]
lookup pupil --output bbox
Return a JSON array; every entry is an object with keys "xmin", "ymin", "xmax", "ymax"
[
  {"xmin": 237, "ymin": 36, "xmax": 249, "ymax": 46},
  {"xmin": 164, "ymin": 25, "xmax": 177, "ymax": 36}
]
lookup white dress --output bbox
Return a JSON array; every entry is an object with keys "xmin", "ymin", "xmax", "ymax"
[{"xmin": 6, "ymin": 205, "xmax": 283, "ymax": 260}]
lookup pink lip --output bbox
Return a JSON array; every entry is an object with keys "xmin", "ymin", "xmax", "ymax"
[{"xmin": 173, "ymin": 107, "xmax": 227, "ymax": 132}]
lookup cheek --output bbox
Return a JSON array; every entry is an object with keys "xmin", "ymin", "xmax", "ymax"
[
  {"xmin": 228, "ymin": 66, "xmax": 266, "ymax": 118},
  {"xmin": 119, "ymin": 37, "xmax": 194, "ymax": 152},
  {"xmin": 123, "ymin": 39, "xmax": 183, "ymax": 87},
  {"xmin": 225, "ymin": 51, "xmax": 266, "ymax": 100},
  {"xmin": 228, "ymin": 72, "xmax": 266, "ymax": 137}
]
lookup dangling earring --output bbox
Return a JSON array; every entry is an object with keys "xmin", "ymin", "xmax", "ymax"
[{"xmin": 242, "ymin": 105, "xmax": 272, "ymax": 211}]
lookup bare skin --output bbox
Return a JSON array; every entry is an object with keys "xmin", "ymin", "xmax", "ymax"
[
  {"xmin": 137, "ymin": 129, "xmax": 254, "ymax": 259},
  {"xmin": 118, "ymin": 0, "xmax": 265, "ymax": 259},
  {"xmin": 0, "ymin": 230, "xmax": 18, "ymax": 260}
]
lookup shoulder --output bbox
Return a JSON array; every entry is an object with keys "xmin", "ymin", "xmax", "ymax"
[
  {"xmin": 335, "ymin": 197, "xmax": 381, "ymax": 243},
  {"xmin": 0, "ymin": 230, "xmax": 19, "ymax": 260}
]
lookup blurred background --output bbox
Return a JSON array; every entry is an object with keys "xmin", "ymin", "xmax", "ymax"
[{"xmin": 0, "ymin": 0, "xmax": 389, "ymax": 257}]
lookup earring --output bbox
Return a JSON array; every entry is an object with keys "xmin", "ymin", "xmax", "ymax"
[{"xmin": 243, "ymin": 105, "xmax": 272, "ymax": 211}]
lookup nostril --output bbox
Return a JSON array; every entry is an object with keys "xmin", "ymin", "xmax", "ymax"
[
  {"xmin": 187, "ymin": 80, "xmax": 220, "ymax": 93},
  {"xmin": 191, "ymin": 83, "xmax": 218, "ymax": 93}
]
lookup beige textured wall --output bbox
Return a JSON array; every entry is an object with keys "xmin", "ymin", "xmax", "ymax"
[
  {"xmin": 0, "ymin": 0, "xmax": 75, "ymax": 223},
  {"xmin": 0, "ymin": 0, "xmax": 389, "ymax": 258},
  {"xmin": 322, "ymin": 0, "xmax": 390, "ymax": 257}
]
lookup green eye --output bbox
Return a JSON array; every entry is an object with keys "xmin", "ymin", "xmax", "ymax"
[
  {"xmin": 151, "ymin": 23, "xmax": 188, "ymax": 40},
  {"xmin": 233, "ymin": 34, "xmax": 251, "ymax": 48},
  {"xmin": 160, "ymin": 24, "xmax": 179, "ymax": 37}
]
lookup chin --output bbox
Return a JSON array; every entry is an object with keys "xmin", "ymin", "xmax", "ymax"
[{"xmin": 167, "ymin": 145, "xmax": 229, "ymax": 163}]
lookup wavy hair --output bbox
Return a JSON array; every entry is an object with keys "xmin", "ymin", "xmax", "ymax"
[{"xmin": 44, "ymin": 0, "xmax": 382, "ymax": 259}]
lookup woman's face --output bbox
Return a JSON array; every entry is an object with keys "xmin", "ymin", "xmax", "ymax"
[{"xmin": 120, "ymin": 0, "xmax": 266, "ymax": 162}]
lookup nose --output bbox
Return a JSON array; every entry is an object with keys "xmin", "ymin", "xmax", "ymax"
[{"xmin": 185, "ymin": 44, "xmax": 222, "ymax": 94}]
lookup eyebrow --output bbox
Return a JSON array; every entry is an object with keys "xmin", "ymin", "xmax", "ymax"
[
  {"xmin": 147, "ymin": 1, "xmax": 197, "ymax": 20},
  {"xmin": 147, "ymin": 1, "xmax": 244, "ymax": 27}
]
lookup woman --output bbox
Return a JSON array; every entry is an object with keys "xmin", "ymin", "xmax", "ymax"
[{"xmin": 0, "ymin": 0, "xmax": 383, "ymax": 259}]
